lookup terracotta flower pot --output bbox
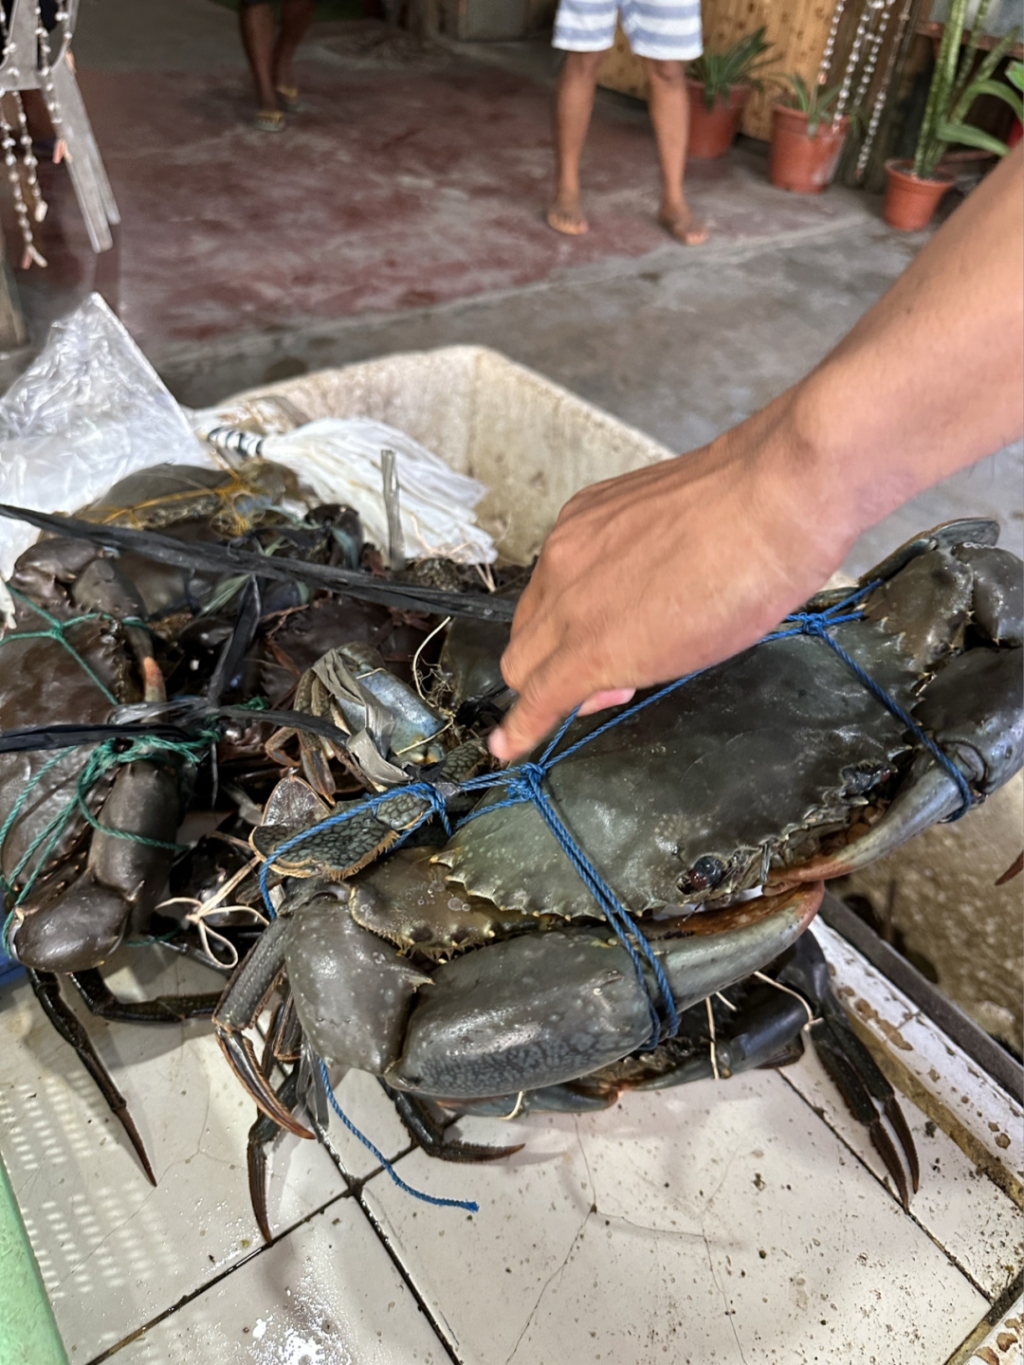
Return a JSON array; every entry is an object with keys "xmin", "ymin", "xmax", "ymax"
[
  {"xmin": 686, "ymin": 80, "xmax": 751, "ymax": 159},
  {"xmin": 768, "ymin": 106, "xmax": 849, "ymax": 193},
  {"xmin": 883, "ymin": 159, "xmax": 955, "ymax": 231}
]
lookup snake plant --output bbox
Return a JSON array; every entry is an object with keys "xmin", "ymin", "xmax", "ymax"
[
  {"xmin": 780, "ymin": 74, "xmax": 846, "ymax": 136},
  {"xmin": 689, "ymin": 27, "xmax": 777, "ymax": 109},
  {"xmin": 913, "ymin": 0, "xmax": 1022, "ymax": 179}
]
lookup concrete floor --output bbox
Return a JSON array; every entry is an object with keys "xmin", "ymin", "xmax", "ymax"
[{"xmin": 6, "ymin": 0, "xmax": 1024, "ymax": 1038}]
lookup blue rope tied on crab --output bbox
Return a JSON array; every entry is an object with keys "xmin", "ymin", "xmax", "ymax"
[
  {"xmin": 258, "ymin": 578, "xmax": 978, "ymax": 1032},
  {"xmin": 457, "ymin": 725, "xmax": 681, "ymax": 1045},
  {"xmin": 772, "ymin": 588, "xmax": 973, "ymax": 818},
  {"xmin": 256, "ymin": 577, "xmax": 978, "ymax": 1210},
  {"xmin": 257, "ymin": 784, "xmax": 453, "ymax": 917}
]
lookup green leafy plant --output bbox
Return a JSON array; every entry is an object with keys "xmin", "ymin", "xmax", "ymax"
[
  {"xmin": 689, "ymin": 27, "xmax": 777, "ymax": 109},
  {"xmin": 913, "ymin": 0, "xmax": 1023, "ymax": 178},
  {"xmin": 780, "ymin": 74, "xmax": 846, "ymax": 136}
]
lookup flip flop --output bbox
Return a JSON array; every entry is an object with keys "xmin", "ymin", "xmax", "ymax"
[
  {"xmin": 275, "ymin": 86, "xmax": 308, "ymax": 114},
  {"xmin": 254, "ymin": 108, "xmax": 286, "ymax": 133}
]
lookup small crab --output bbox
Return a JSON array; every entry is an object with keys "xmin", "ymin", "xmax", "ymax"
[
  {"xmin": 77, "ymin": 459, "xmax": 292, "ymax": 536},
  {"xmin": 265, "ymin": 642, "xmax": 451, "ymax": 799}
]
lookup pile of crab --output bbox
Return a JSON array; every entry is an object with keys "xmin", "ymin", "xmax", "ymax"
[{"xmin": 0, "ymin": 453, "xmax": 1020, "ymax": 1237}]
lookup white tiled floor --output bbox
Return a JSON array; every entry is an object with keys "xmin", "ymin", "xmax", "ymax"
[
  {"xmin": 1, "ymin": 925, "xmax": 1020, "ymax": 1365},
  {"xmin": 114, "ymin": 1201, "xmax": 446, "ymax": 1365}
]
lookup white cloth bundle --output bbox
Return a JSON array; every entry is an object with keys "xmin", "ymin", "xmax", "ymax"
[{"xmin": 195, "ymin": 415, "xmax": 497, "ymax": 565}]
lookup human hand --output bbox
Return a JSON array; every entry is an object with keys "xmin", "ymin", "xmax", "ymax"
[{"xmin": 489, "ymin": 397, "xmax": 850, "ymax": 762}]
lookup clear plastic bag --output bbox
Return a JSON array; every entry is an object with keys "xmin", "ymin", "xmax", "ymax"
[{"xmin": 0, "ymin": 293, "xmax": 210, "ymax": 580}]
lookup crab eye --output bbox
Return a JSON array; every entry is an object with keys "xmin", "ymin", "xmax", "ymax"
[{"xmin": 677, "ymin": 855, "xmax": 726, "ymax": 895}]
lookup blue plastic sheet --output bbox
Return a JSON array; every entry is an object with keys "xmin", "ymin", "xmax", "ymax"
[{"xmin": 0, "ymin": 947, "xmax": 24, "ymax": 991}]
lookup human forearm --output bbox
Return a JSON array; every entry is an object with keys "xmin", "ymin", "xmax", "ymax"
[
  {"xmin": 791, "ymin": 148, "xmax": 1024, "ymax": 544},
  {"xmin": 492, "ymin": 151, "xmax": 1024, "ymax": 762}
]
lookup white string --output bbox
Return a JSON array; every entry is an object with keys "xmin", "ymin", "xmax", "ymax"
[
  {"xmin": 705, "ymin": 996, "xmax": 720, "ymax": 1081},
  {"xmin": 498, "ymin": 1091, "xmax": 526, "ymax": 1121},
  {"xmin": 157, "ymin": 853, "xmax": 267, "ymax": 969},
  {"xmin": 751, "ymin": 970, "xmax": 818, "ymax": 1027},
  {"xmin": 412, "ymin": 614, "xmax": 451, "ymax": 701}
]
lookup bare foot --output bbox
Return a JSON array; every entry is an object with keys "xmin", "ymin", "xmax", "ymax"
[
  {"xmin": 658, "ymin": 202, "xmax": 709, "ymax": 246},
  {"xmin": 547, "ymin": 190, "xmax": 589, "ymax": 236}
]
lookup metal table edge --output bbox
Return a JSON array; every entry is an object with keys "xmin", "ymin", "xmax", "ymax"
[{"xmin": 820, "ymin": 890, "xmax": 1024, "ymax": 1104}]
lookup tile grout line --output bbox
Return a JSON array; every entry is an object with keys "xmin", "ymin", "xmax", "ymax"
[
  {"xmin": 314, "ymin": 1113, "xmax": 465, "ymax": 1365},
  {"xmin": 80, "ymin": 1188, "xmax": 354, "ymax": 1365},
  {"xmin": 943, "ymin": 1269, "xmax": 1024, "ymax": 1365},
  {"xmin": 776, "ymin": 1066, "xmax": 998, "ymax": 1303},
  {"xmin": 349, "ymin": 1175, "xmax": 464, "ymax": 1365}
]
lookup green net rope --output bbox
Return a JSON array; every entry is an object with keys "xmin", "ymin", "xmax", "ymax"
[{"xmin": 0, "ymin": 585, "xmax": 218, "ymax": 942}]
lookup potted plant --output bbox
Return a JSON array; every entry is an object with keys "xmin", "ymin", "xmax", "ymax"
[
  {"xmin": 768, "ymin": 75, "xmax": 851, "ymax": 193},
  {"xmin": 884, "ymin": 0, "xmax": 1022, "ymax": 230},
  {"xmin": 687, "ymin": 27, "xmax": 776, "ymax": 159}
]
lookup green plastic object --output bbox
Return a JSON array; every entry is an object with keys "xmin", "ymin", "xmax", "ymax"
[{"xmin": 0, "ymin": 1149, "xmax": 68, "ymax": 1365}]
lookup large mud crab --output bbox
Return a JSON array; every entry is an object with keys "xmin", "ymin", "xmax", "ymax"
[{"xmin": 211, "ymin": 518, "xmax": 1022, "ymax": 1225}]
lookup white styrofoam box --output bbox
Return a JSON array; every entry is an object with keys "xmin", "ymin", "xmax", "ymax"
[{"xmin": 223, "ymin": 345, "xmax": 673, "ymax": 565}]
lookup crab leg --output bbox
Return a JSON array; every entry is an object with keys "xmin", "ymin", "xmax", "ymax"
[
  {"xmin": 815, "ymin": 998, "xmax": 920, "ymax": 1203},
  {"xmin": 247, "ymin": 1064, "xmax": 303, "ymax": 1243},
  {"xmin": 775, "ymin": 929, "xmax": 920, "ymax": 1209},
  {"xmin": 28, "ymin": 969, "xmax": 157, "ymax": 1185},
  {"xmin": 264, "ymin": 991, "xmax": 302, "ymax": 1063},
  {"xmin": 809, "ymin": 1017, "xmax": 913, "ymax": 1210},
  {"xmin": 68, "ymin": 968, "xmax": 221, "ymax": 1022},
  {"xmin": 380, "ymin": 1080, "xmax": 525, "ymax": 1164},
  {"xmin": 213, "ymin": 917, "xmax": 315, "ymax": 1140}
]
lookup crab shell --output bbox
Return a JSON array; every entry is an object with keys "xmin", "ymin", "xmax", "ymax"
[
  {"xmin": 76, "ymin": 460, "xmax": 292, "ymax": 535},
  {"xmin": 0, "ymin": 540, "xmax": 146, "ymax": 887},
  {"xmin": 433, "ymin": 521, "xmax": 1022, "ymax": 922}
]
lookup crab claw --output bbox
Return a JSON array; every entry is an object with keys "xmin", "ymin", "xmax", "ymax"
[
  {"xmin": 767, "ymin": 646, "xmax": 1023, "ymax": 890},
  {"xmin": 216, "ymin": 1026, "xmax": 315, "ymax": 1140},
  {"xmin": 387, "ymin": 882, "xmax": 823, "ymax": 1101}
]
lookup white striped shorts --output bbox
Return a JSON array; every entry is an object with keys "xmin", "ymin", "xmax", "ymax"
[{"xmin": 553, "ymin": 0, "xmax": 702, "ymax": 61}]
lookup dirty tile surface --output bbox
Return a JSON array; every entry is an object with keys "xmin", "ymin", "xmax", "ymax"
[
  {"xmin": 0, "ymin": 949, "xmax": 348, "ymax": 1360},
  {"xmin": 113, "ymin": 1200, "xmax": 446, "ymax": 1365},
  {"xmin": 363, "ymin": 1075, "xmax": 992, "ymax": 1365},
  {"xmin": 1, "ymin": 921, "xmax": 1017, "ymax": 1365}
]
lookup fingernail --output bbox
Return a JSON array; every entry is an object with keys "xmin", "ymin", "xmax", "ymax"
[
  {"xmin": 577, "ymin": 688, "xmax": 635, "ymax": 716},
  {"xmin": 488, "ymin": 728, "xmax": 511, "ymax": 761}
]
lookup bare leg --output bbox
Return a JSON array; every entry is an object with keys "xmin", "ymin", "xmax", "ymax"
[
  {"xmin": 644, "ymin": 58, "xmax": 707, "ymax": 246},
  {"xmin": 239, "ymin": 3, "xmax": 279, "ymax": 113},
  {"xmin": 548, "ymin": 50, "xmax": 607, "ymax": 236},
  {"xmin": 274, "ymin": 0, "xmax": 316, "ymax": 97}
]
